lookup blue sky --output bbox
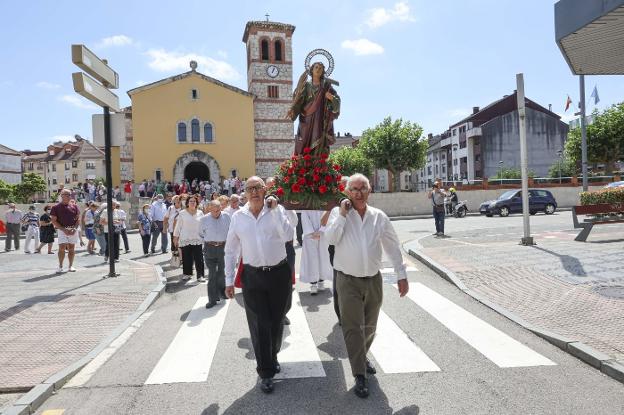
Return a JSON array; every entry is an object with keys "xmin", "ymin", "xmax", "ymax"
[{"xmin": 1, "ymin": 0, "xmax": 622, "ymax": 151}]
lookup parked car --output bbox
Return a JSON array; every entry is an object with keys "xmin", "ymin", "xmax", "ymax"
[
  {"xmin": 604, "ymin": 181, "xmax": 624, "ymax": 189},
  {"xmin": 479, "ymin": 189, "xmax": 557, "ymax": 217}
]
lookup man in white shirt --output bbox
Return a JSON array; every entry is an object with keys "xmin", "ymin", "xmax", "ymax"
[
  {"xmin": 149, "ymin": 194, "xmax": 168, "ymax": 254},
  {"xmin": 325, "ymin": 173, "xmax": 409, "ymax": 399},
  {"xmin": 223, "ymin": 178, "xmax": 230, "ymax": 196},
  {"xmin": 223, "ymin": 194, "xmax": 241, "ymax": 216},
  {"xmin": 224, "ymin": 176, "xmax": 297, "ymax": 394},
  {"xmin": 201, "ymin": 200, "xmax": 231, "ymax": 308}
]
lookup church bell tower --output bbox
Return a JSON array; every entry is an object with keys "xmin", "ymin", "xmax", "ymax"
[{"xmin": 243, "ymin": 20, "xmax": 296, "ymax": 178}]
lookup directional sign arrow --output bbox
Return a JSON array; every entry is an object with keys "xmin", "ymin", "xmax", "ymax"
[
  {"xmin": 72, "ymin": 72, "xmax": 120, "ymax": 111},
  {"xmin": 72, "ymin": 44, "xmax": 119, "ymax": 89}
]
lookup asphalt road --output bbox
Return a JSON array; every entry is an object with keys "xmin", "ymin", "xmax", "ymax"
[{"xmin": 33, "ymin": 213, "xmax": 624, "ymax": 415}]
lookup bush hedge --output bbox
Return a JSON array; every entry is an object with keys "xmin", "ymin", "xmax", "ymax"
[{"xmin": 580, "ymin": 187, "xmax": 624, "ymax": 205}]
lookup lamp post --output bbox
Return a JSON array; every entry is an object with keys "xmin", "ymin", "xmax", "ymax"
[
  {"xmin": 498, "ymin": 160, "xmax": 504, "ymax": 185},
  {"xmin": 557, "ymin": 150, "xmax": 563, "ymax": 184}
]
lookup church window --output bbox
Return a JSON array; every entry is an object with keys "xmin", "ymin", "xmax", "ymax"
[
  {"xmin": 204, "ymin": 123, "xmax": 213, "ymax": 143},
  {"xmin": 191, "ymin": 89, "xmax": 198, "ymax": 100},
  {"xmin": 261, "ymin": 39, "xmax": 269, "ymax": 61},
  {"xmin": 274, "ymin": 40, "xmax": 283, "ymax": 62},
  {"xmin": 267, "ymin": 85, "xmax": 279, "ymax": 98},
  {"xmin": 178, "ymin": 122, "xmax": 187, "ymax": 142},
  {"xmin": 191, "ymin": 119, "xmax": 200, "ymax": 142}
]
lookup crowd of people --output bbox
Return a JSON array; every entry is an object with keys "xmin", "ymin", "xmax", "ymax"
[{"xmin": 3, "ymin": 173, "xmax": 410, "ymax": 400}]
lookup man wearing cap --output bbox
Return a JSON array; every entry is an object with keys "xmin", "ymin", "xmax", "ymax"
[
  {"xmin": 224, "ymin": 176, "xmax": 297, "ymax": 394},
  {"xmin": 50, "ymin": 189, "xmax": 80, "ymax": 273},
  {"xmin": 200, "ymin": 200, "xmax": 231, "ymax": 308},
  {"xmin": 149, "ymin": 194, "xmax": 168, "ymax": 254},
  {"xmin": 4, "ymin": 202, "xmax": 23, "ymax": 251}
]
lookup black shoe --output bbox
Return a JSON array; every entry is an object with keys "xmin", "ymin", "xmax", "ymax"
[
  {"xmin": 274, "ymin": 362, "xmax": 281, "ymax": 374},
  {"xmin": 366, "ymin": 359, "xmax": 376, "ymax": 375},
  {"xmin": 354, "ymin": 375, "xmax": 369, "ymax": 398},
  {"xmin": 283, "ymin": 316, "xmax": 290, "ymax": 325},
  {"xmin": 260, "ymin": 377, "xmax": 274, "ymax": 394},
  {"xmin": 205, "ymin": 302, "xmax": 217, "ymax": 309},
  {"xmin": 220, "ymin": 294, "xmax": 228, "ymax": 300}
]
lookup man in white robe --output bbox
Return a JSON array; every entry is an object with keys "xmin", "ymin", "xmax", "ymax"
[{"xmin": 299, "ymin": 210, "xmax": 333, "ymax": 295}]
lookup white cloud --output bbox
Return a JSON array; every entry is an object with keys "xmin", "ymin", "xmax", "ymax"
[
  {"xmin": 58, "ymin": 94, "xmax": 99, "ymax": 110},
  {"xmin": 144, "ymin": 48, "xmax": 240, "ymax": 81},
  {"xmin": 96, "ymin": 35, "xmax": 134, "ymax": 48},
  {"xmin": 341, "ymin": 39, "xmax": 384, "ymax": 56},
  {"xmin": 36, "ymin": 81, "xmax": 61, "ymax": 90},
  {"xmin": 217, "ymin": 50, "xmax": 228, "ymax": 59},
  {"xmin": 365, "ymin": 1, "xmax": 415, "ymax": 29}
]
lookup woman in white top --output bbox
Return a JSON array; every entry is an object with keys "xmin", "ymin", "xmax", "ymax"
[
  {"xmin": 173, "ymin": 194, "xmax": 205, "ymax": 282},
  {"xmin": 299, "ymin": 210, "xmax": 333, "ymax": 295},
  {"xmin": 164, "ymin": 195, "xmax": 182, "ymax": 254}
]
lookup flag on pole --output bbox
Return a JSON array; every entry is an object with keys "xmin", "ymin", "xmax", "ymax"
[
  {"xmin": 565, "ymin": 95, "xmax": 572, "ymax": 111},
  {"xmin": 590, "ymin": 85, "xmax": 600, "ymax": 105}
]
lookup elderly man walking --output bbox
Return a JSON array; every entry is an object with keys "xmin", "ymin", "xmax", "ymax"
[
  {"xmin": 201, "ymin": 200, "xmax": 231, "ymax": 308},
  {"xmin": 325, "ymin": 173, "xmax": 409, "ymax": 398},
  {"xmin": 4, "ymin": 203, "xmax": 23, "ymax": 251},
  {"xmin": 224, "ymin": 176, "xmax": 297, "ymax": 394},
  {"xmin": 50, "ymin": 189, "xmax": 81, "ymax": 273},
  {"xmin": 149, "ymin": 194, "xmax": 168, "ymax": 254}
]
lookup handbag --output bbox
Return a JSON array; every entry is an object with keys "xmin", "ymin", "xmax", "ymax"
[
  {"xmin": 21, "ymin": 224, "xmax": 29, "ymax": 232},
  {"xmin": 170, "ymin": 252, "xmax": 181, "ymax": 268}
]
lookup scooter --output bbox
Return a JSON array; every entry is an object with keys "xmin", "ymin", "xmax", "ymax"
[{"xmin": 453, "ymin": 200, "xmax": 468, "ymax": 218}]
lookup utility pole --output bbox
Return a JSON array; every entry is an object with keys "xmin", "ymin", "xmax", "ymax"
[
  {"xmin": 516, "ymin": 73, "xmax": 534, "ymax": 246},
  {"xmin": 579, "ymin": 75, "xmax": 588, "ymax": 191}
]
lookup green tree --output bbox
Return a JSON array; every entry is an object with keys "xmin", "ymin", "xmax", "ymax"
[
  {"xmin": 359, "ymin": 117, "xmax": 427, "ymax": 192},
  {"xmin": 13, "ymin": 173, "xmax": 47, "ymax": 203},
  {"xmin": 328, "ymin": 146, "xmax": 373, "ymax": 179},
  {"xmin": 490, "ymin": 167, "xmax": 535, "ymax": 180},
  {"xmin": 0, "ymin": 179, "xmax": 15, "ymax": 203},
  {"xmin": 565, "ymin": 102, "xmax": 624, "ymax": 174},
  {"xmin": 548, "ymin": 153, "xmax": 579, "ymax": 179}
]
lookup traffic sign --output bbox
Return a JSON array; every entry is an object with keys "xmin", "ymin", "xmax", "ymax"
[
  {"xmin": 72, "ymin": 72, "xmax": 120, "ymax": 111},
  {"xmin": 71, "ymin": 44, "xmax": 119, "ymax": 89}
]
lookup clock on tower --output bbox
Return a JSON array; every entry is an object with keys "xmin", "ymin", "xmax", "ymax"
[{"xmin": 243, "ymin": 20, "xmax": 296, "ymax": 178}]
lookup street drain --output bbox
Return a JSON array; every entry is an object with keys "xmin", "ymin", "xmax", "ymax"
[{"xmin": 593, "ymin": 286, "xmax": 624, "ymax": 299}]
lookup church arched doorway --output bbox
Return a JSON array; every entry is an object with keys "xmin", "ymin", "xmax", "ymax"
[
  {"xmin": 184, "ymin": 161, "xmax": 210, "ymax": 183},
  {"xmin": 172, "ymin": 150, "xmax": 221, "ymax": 185}
]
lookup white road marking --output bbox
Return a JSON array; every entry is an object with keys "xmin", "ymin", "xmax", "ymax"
[
  {"xmin": 381, "ymin": 266, "xmax": 418, "ymax": 274},
  {"xmin": 370, "ymin": 310, "xmax": 440, "ymax": 373},
  {"xmin": 65, "ymin": 311, "xmax": 154, "ymax": 388},
  {"xmin": 145, "ymin": 297, "xmax": 230, "ymax": 384},
  {"xmin": 275, "ymin": 290, "xmax": 326, "ymax": 379},
  {"xmin": 401, "ymin": 283, "xmax": 556, "ymax": 368}
]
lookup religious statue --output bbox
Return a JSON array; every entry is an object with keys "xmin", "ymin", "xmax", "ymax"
[{"xmin": 287, "ymin": 49, "xmax": 340, "ymax": 156}]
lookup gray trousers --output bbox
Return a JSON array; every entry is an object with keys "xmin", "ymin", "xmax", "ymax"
[
  {"xmin": 5, "ymin": 223, "xmax": 20, "ymax": 250},
  {"xmin": 204, "ymin": 244, "xmax": 225, "ymax": 305},
  {"xmin": 336, "ymin": 270, "xmax": 383, "ymax": 377},
  {"xmin": 150, "ymin": 221, "xmax": 168, "ymax": 253}
]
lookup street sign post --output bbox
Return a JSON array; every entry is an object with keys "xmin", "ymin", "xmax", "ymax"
[
  {"xmin": 516, "ymin": 73, "xmax": 534, "ymax": 246},
  {"xmin": 71, "ymin": 44, "xmax": 120, "ymax": 278}
]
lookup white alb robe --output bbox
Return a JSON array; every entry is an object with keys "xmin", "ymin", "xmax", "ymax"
[{"xmin": 299, "ymin": 210, "xmax": 333, "ymax": 284}]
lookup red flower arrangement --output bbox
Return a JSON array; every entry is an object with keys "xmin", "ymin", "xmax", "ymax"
[{"xmin": 272, "ymin": 147, "xmax": 345, "ymax": 210}]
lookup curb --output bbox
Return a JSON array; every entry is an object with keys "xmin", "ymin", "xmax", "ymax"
[
  {"xmin": 3, "ymin": 265, "xmax": 166, "ymax": 415},
  {"xmin": 388, "ymin": 207, "xmax": 572, "ymax": 221},
  {"xmin": 403, "ymin": 235, "xmax": 624, "ymax": 386}
]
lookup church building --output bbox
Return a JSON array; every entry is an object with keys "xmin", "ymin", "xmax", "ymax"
[{"xmin": 112, "ymin": 20, "xmax": 296, "ymax": 186}]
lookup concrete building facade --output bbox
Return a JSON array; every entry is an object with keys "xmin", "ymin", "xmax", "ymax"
[{"xmin": 0, "ymin": 144, "xmax": 22, "ymax": 184}]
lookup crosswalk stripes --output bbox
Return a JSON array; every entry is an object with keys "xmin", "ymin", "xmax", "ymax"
[
  {"xmin": 274, "ymin": 290, "xmax": 326, "ymax": 379},
  {"xmin": 145, "ymin": 296, "xmax": 231, "ymax": 384},
  {"xmin": 399, "ymin": 282, "xmax": 556, "ymax": 368}
]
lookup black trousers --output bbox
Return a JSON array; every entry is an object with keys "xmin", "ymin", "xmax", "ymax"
[
  {"xmin": 242, "ymin": 261, "xmax": 291, "ymax": 379},
  {"xmin": 104, "ymin": 232, "xmax": 120, "ymax": 260},
  {"xmin": 141, "ymin": 234, "xmax": 151, "ymax": 254},
  {"xmin": 181, "ymin": 244, "xmax": 204, "ymax": 278},
  {"xmin": 204, "ymin": 244, "xmax": 225, "ymax": 304},
  {"xmin": 120, "ymin": 228, "xmax": 129, "ymax": 251},
  {"xmin": 328, "ymin": 245, "xmax": 340, "ymax": 321},
  {"xmin": 296, "ymin": 212, "xmax": 303, "ymax": 245}
]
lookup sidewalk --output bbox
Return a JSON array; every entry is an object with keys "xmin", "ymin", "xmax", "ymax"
[
  {"xmin": 404, "ymin": 224, "xmax": 624, "ymax": 382},
  {"xmin": 0, "ymin": 244, "xmax": 163, "ymax": 409}
]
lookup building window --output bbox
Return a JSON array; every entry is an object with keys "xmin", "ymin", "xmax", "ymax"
[
  {"xmin": 191, "ymin": 119, "xmax": 200, "ymax": 142},
  {"xmin": 274, "ymin": 40, "xmax": 283, "ymax": 62},
  {"xmin": 191, "ymin": 89, "xmax": 198, "ymax": 100},
  {"xmin": 475, "ymin": 154, "xmax": 481, "ymax": 162},
  {"xmin": 178, "ymin": 122, "xmax": 187, "ymax": 142},
  {"xmin": 427, "ymin": 166, "xmax": 432, "ymax": 175},
  {"xmin": 453, "ymin": 129, "xmax": 457, "ymax": 136},
  {"xmin": 65, "ymin": 177, "xmax": 70, "ymax": 184},
  {"xmin": 52, "ymin": 178, "xmax": 57, "ymax": 185},
  {"xmin": 155, "ymin": 169, "xmax": 162, "ymax": 182},
  {"xmin": 453, "ymin": 158, "xmax": 458, "ymax": 166},
  {"xmin": 204, "ymin": 123, "xmax": 213, "ymax": 143},
  {"xmin": 442, "ymin": 166, "xmax": 446, "ymax": 173},
  {"xmin": 27, "ymin": 163, "xmax": 33, "ymax": 170},
  {"xmin": 261, "ymin": 39, "xmax": 269, "ymax": 61},
  {"xmin": 86, "ymin": 161, "xmax": 96, "ymax": 169},
  {"xmin": 72, "ymin": 160, "xmax": 78, "ymax": 168},
  {"xmin": 52, "ymin": 164, "xmax": 56, "ymax": 172},
  {"xmin": 72, "ymin": 173, "xmax": 78, "ymax": 182},
  {"xmin": 65, "ymin": 162, "xmax": 70, "ymax": 170},
  {"xmin": 267, "ymin": 85, "xmax": 279, "ymax": 98}
]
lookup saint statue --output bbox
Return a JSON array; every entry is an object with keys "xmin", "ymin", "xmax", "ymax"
[{"xmin": 287, "ymin": 61, "xmax": 340, "ymax": 156}]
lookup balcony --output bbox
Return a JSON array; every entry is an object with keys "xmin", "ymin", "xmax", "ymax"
[{"xmin": 466, "ymin": 127, "xmax": 482, "ymax": 139}]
